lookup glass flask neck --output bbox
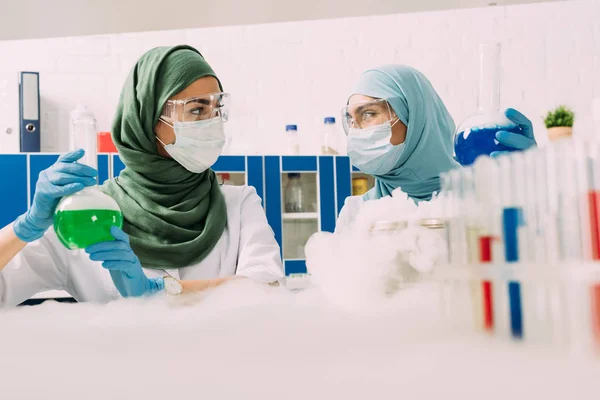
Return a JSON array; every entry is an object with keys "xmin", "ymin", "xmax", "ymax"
[
  {"xmin": 72, "ymin": 117, "xmax": 98, "ymax": 172},
  {"xmin": 477, "ymin": 43, "xmax": 501, "ymax": 112}
]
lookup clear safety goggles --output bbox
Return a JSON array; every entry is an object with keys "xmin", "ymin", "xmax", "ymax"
[
  {"xmin": 161, "ymin": 92, "xmax": 231, "ymax": 123},
  {"xmin": 341, "ymin": 98, "xmax": 396, "ymax": 135}
]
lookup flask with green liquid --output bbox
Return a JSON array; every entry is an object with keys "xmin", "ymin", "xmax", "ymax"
[{"xmin": 53, "ymin": 106, "xmax": 123, "ymax": 250}]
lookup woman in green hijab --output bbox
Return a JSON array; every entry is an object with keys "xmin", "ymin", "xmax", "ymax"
[{"xmin": 0, "ymin": 45, "xmax": 283, "ymax": 304}]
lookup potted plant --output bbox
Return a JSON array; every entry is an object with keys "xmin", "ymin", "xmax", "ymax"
[{"xmin": 544, "ymin": 105, "xmax": 574, "ymax": 142}]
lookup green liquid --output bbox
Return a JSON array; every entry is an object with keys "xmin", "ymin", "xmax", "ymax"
[{"xmin": 54, "ymin": 209, "xmax": 123, "ymax": 250}]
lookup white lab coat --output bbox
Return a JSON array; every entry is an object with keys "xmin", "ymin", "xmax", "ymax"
[
  {"xmin": 0, "ymin": 185, "xmax": 284, "ymax": 307},
  {"xmin": 334, "ymin": 195, "xmax": 364, "ymax": 234}
]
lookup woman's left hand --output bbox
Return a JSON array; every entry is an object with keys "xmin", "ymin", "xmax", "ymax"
[
  {"xmin": 491, "ymin": 108, "xmax": 537, "ymax": 158},
  {"xmin": 85, "ymin": 226, "xmax": 164, "ymax": 297}
]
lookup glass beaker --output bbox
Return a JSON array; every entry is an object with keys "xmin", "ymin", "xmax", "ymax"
[
  {"xmin": 454, "ymin": 43, "xmax": 523, "ymax": 166},
  {"xmin": 53, "ymin": 106, "xmax": 123, "ymax": 250}
]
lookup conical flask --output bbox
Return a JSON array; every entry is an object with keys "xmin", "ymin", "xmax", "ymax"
[
  {"xmin": 53, "ymin": 106, "xmax": 123, "ymax": 250},
  {"xmin": 454, "ymin": 43, "xmax": 523, "ymax": 166}
]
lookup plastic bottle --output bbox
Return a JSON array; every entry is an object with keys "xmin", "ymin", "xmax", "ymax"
[
  {"xmin": 286, "ymin": 124, "xmax": 299, "ymax": 155},
  {"xmin": 321, "ymin": 117, "xmax": 338, "ymax": 155},
  {"xmin": 454, "ymin": 43, "xmax": 523, "ymax": 166},
  {"xmin": 53, "ymin": 106, "xmax": 123, "ymax": 250},
  {"xmin": 284, "ymin": 173, "xmax": 305, "ymax": 213}
]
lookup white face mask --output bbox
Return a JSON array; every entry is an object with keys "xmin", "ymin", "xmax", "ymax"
[
  {"xmin": 347, "ymin": 119, "xmax": 404, "ymax": 176},
  {"xmin": 157, "ymin": 117, "xmax": 226, "ymax": 173}
]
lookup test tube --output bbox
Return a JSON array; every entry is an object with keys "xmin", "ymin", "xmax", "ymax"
[
  {"xmin": 524, "ymin": 148, "xmax": 552, "ymax": 344},
  {"xmin": 497, "ymin": 154, "xmax": 524, "ymax": 339},
  {"xmin": 587, "ymin": 142, "xmax": 600, "ymax": 260},
  {"xmin": 448, "ymin": 169, "xmax": 468, "ymax": 266},
  {"xmin": 530, "ymin": 147, "xmax": 560, "ymax": 345},
  {"xmin": 557, "ymin": 140, "xmax": 591, "ymax": 349},
  {"xmin": 438, "ymin": 172, "xmax": 453, "ymax": 321},
  {"xmin": 473, "ymin": 156, "xmax": 501, "ymax": 332},
  {"xmin": 462, "ymin": 168, "xmax": 482, "ymax": 264},
  {"xmin": 544, "ymin": 143, "xmax": 560, "ymax": 264},
  {"xmin": 556, "ymin": 140, "xmax": 583, "ymax": 261},
  {"xmin": 462, "ymin": 167, "xmax": 485, "ymax": 331},
  {"xmin": 574, "ymin": 140, "xmax": 592, "ymax": 261},
  {"xmin": 518, "ymin": 150, "xmax": 555, "ymax": 343},
  {"xmin": 523, "ymin": 150, "xmax": 539, "ymax": 262},
  {"xmin": 544, "ymin": 142, "xmax": 569, "ymax": 346},
  {"xmin": 440, "ymin": 172, "xmax": 454, "ymax": 266},
  {"xmin": 446, "ymin": 169, "xmax": 471, "ymax": 326},
  {"xmin": 587, "ymin": 142, "xmax": 600, "ymax": 346},
  {"xmin": 533, "ymin": 148, "xmax": 549, "ymax": 265},
  {"xmin": 569, "ymin": 139, "xmax": 599, "ymax": 352},
  {"xmin": 489, "ymin": 156, "xmax": 510, "ymax": 339},
  {"xmin": 593, "ymin": 282, "xmax": 600, "ymax": 347},
  {"xmin": 515, "ymin": 151, "xmax": 539, "ymax": 341},
  {"xmin": 512, "ymin": 152, "xmax": 530, "ymax": 262}
]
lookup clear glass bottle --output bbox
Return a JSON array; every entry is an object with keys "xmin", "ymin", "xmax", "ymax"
[
  {"xmin": 54, "ymin": 106, "xmax": 123, "ymax": 250},
  {"xmin": 454, "ymin": 43, "xmax": 523, "ymax": 166},
  {"xmin": 321, "ymin": 117, "xmax": 338, "ymax": 155},
  {"xmin": 284, "ymin": 173, "xmax": 305, "ymax": 213},
  {"xmin": 286, "ymin": 124, "xmax": 299, "ymax": 155}
]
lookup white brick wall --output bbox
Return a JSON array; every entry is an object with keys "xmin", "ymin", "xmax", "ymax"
[{"xmin": 0, "ymin": 0, "xmax": 598, "ymax": 153}]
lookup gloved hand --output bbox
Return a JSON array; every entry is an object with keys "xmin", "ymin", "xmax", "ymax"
[
  {"xmin": 491, "ymin": 108, "xmax": 537, "ymax": 158},
  {"xmin": 13, "ymin": 149, "xmax": 98, "ymax": 242},
  {"xmin": 85, "ymin": 226, "xmax": 164, "ymax": 297}
]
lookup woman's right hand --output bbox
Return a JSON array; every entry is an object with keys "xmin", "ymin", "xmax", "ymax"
[{"xmin": 13, "ymin": 149, "xmax": 98, "ymax": 242}]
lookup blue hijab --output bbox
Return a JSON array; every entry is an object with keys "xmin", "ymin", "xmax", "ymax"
[{"xmin": 351, "ymin": 65, "xmax": 459, "ymax": 202}]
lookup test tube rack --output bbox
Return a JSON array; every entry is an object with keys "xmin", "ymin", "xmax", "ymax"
[{"xmin": 436, "ymin": 139, "xmax": 600, "ymax": 354}]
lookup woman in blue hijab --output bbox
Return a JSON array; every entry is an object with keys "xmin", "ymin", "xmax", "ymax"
[{"xmin": 336, "ymin": 65, "xmax": 535, "ymax": 231}]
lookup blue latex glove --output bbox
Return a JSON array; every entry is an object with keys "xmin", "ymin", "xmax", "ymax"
[
  {"xmin": 13, "ymin": 149, "xmax": 98, "ymax": 242},
  {"xmin": 490, "ymin": 108, "xmax": 537, "ymax": 158},
  {"xmin": 85, "ymin": 226, "xmax": 164, "ymax": 297}
]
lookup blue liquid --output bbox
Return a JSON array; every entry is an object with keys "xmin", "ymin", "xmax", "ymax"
[
  {"xmin": 454, "ymin": 125, "xmax": 522, "ymax": 166},
  {"xmin": 503, "ymin": 206, "xmax": 524, "ymax": 339},
  {"xmin": 503, "ymin": 207, "xmax": 523, "ymax": 263},
  {"xmin": 508, "ymin": 282, "xmax": 523, "ymax": 339}
]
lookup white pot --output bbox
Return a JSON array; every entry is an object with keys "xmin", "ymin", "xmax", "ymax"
[{"xmin": 547, "ymin": 126, "xmax": 573, "ymax": 141}]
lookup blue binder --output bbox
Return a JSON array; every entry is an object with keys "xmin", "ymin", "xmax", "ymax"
[{"xmin": 19, "ymin": 71, "xmax": 40, "ymax": 152}]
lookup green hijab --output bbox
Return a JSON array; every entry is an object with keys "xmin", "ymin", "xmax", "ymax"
[{"xmin": 100, "ymin": 45, "xmax": 227, "ymax": 269}]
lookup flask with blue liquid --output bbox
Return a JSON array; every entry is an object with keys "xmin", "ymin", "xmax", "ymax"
[{"xmin": 454, "ymin": 43, "xmax": 523, "ymax": 166}]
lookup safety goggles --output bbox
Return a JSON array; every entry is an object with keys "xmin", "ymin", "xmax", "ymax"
[
  {"xmin": 341, "ymin": 98, "xmax": 396, "ymax": 135},
  {"xmin": 161, "ymin": 92, "xmax": 231, "ymax": 123}
]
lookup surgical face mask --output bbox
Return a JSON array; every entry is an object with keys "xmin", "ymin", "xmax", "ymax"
[
  {"xmin": 347, "ymin": 119, "xmax": 405, "ymax": 176},
  {"xmin": 157, "ymin": 117, "xmax": 226, "ymax": 173}
]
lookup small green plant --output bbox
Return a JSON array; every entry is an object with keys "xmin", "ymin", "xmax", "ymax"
[{"xmin": 544, "ymin": 105, "xmax": 575, "ymax": 129}]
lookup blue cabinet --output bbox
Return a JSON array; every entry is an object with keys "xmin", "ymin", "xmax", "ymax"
[{"xmin": 0, "ymin": 154, "xmax": 355, "ymax": 275}]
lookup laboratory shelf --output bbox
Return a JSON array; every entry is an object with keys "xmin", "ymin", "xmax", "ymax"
[{"xmin": 281, "ymin": 156, "xmax": 318, "ymax": 172}]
